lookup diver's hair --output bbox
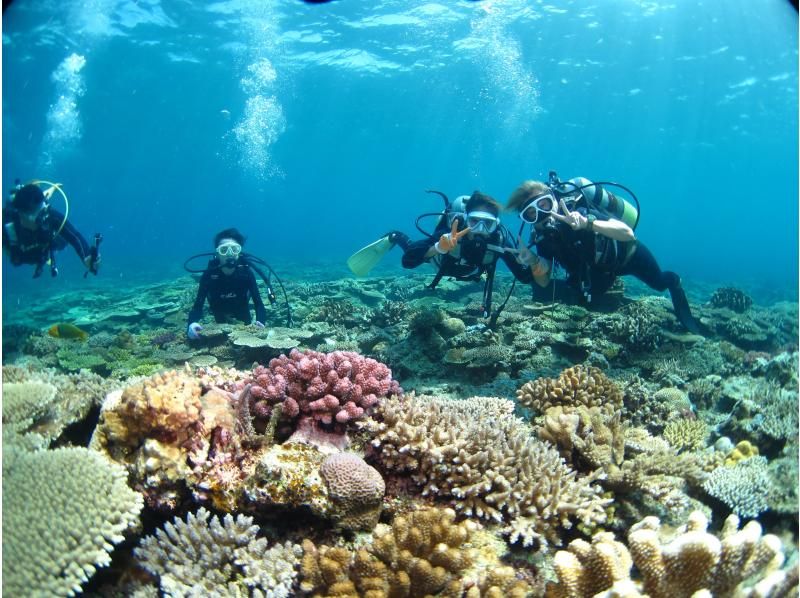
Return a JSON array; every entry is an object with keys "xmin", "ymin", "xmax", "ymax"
[
  {"xmin": 465, "ymin": 190, "xmax": 500, "ymax": 216},
  {"xmin": 214, "ymin": 228, "xmax": 246, "ymax": 247},
  {"xmin": 11, "ymin": 183, "xmax": 45, "ymax": 212},
  {"xmin": 506, "ymin": 181, "xmax": 550, "ymax": 212}
]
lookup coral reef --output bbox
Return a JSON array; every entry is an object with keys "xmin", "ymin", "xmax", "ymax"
[
  {"xmin": 135, "ymin": 507, "xmax": 301, "ymax": 597},
  {"xmin": 363, "ymin": 394, "xmax": 609, "ymax": 547},
  {"xmin": 3, "ymin": 447, "xmax": 143, "ymax": 596}
]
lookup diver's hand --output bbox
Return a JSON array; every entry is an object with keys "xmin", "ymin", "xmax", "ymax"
[
  {"xmin": 514, "ymin": 236, "xmax": 539, "ymax": 266},
  {"xmin": 83, "ymin": 254, "xmax": 101, "ymax": 271},
  {"xmin": 254, "ymin": 321, "xmax": 265, "ymax": 328},
  {"xmin": 435, "ymin": 220, "xmax": 471, "ymax": 254},
  {"xmin": 187, "ymin": 322, "xmax": 203, "ymax": 340},
  {"xmin": 552, "ymin": 198, "xmax": 589, "ymax": 230}
]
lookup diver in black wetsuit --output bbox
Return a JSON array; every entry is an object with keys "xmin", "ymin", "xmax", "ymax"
[
  {"xmin": 3, "ymin": 182, "xmax": 99, "ymax": 277},
  {"xmin": 387, "ymin": 191, "xmax": 533, "ymax": 318},
  {"xmin": 507, "ymin": 178, "xmax": 701, "ymax": 333},
  {"xmin": 186, "ymin": 228, "xmax": 268, "ymax": 340}
]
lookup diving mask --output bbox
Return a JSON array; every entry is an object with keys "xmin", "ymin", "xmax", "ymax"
[
  {"xmin": 217, "ymin": 242, "xmax": 242, "ymax": 257},
  {"xmin": 520, "ymin": 192, "xmax": 558, "ymax": 224},
  {"xmin": 465, "ymin": 210, "xmax": 499, "ymax": 235}
]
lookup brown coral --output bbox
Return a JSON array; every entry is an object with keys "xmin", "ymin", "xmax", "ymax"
[
  {"xmin": 546, "ymin": 510, "xmax": 795, "ymax": 598},
  {"xmin": 320, "ymin": 452, "xmax": 385, "ymax": 531},
  {"xmin": 517, "ymin": 365, "xmax": 623, "ymax": 418}
]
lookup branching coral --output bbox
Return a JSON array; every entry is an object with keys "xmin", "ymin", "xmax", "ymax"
[
  {"xmin": 516, "ymin": 365, "xmax": 623, "ymax": 418},
  {"xmin": 363, "ymin": 394, "xmax": 609, "ymax": 547},
  {"xmin": 3, "ymin": 447, "xmax": 143, "ymax": 597},
  {"xmin": 242, "ymin": 349, "xmax": 402, "ymax": 434},
  {"xmin": 300, "ymin": 507, "xmax": 533, "ymax": 597},
  {"xmin": 547, "ymin": 510, "xmax": 795, "ymax": 598},
  {"xmin": 135, "ymin": 507, "xmax": 301, "ymax": 597},
  {"xmin": 703, "ymin": 456, "xmax": 773, "ymax": 518},
  {"xmin": 662, "ymin": 418, "xmax": 708, "ymax": 452}
]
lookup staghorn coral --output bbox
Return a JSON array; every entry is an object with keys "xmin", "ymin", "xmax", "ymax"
[
  {"xmin": 662, "ymin": 418, "xmax": 709, "ymax": 452},
  {"xmin": 135, "ymin": 507, "xmax": 301, "ymax": 597},
  {"xmin": 3, "ymin": 447, "xmax": 143, "ymax": 597},
  {"xmin": 319, "ymin": 452, "xmax": 385, "ymax": 532},
  {"xmin": 546, "ymin": 510, "xmax": 795, "ymax": 598},
  {"xmin": 703, "ymin": 456, "xmax": 773, "ymax": 518},
  {"xmin": 516, "ymin": 365, "xmax": 623, "ymax": 419},
  {"xmin": 363, "ymin": 394, "xmax": 609, "ymax": 547}
]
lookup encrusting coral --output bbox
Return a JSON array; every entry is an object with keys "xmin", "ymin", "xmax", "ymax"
[
  {"xmin": 363, "ymin": 394, "xmax": 609, "ymax": 547},
  {"xmin": 2, "ymin": 447, "xmax": 143, "ymax": 597},
  {"xmin": 546, "ymin": 510, "xmax": 796, "ymax": 597},
  {"xmin": 135, "ymin": 507, "xmax": 301, "ymax": 597}
]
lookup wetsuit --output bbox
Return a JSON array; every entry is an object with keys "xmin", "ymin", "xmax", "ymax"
[
  {"xmin": 397, "ymin": 224, "xmax": 532, "ymax": 284},
  {"xmin": 534, "ymin": 207, "xmax": 698, "ymax": 331},
  {"xmin": 188, "ymin": 258, "xmax": 268, "ymax": 325},
  {"xmin": 2, "ymin": 207, "xmax": 90, "ymax": 275}
]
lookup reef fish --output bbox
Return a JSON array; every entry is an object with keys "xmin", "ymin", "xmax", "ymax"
[{"xmin": 48, "ymin": 323, "xmax": 89, "ymax": 340}]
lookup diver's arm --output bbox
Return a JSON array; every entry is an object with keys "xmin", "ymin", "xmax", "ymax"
[
  {"xmin": 247, "ymin": 269, "xmax": 268, "ymax": 323},
  {"xmin": 53, "ymin": 212, "xmax": 91, "ymax": 260},
  {"xmin": 401, "ymin": 238, "xmax": 437, "ymax": 269},
  {"xmin": 187, "ymin": 272, "xmax": 210, "ymax": 324},
  {"xmin": 592, "ymin": 218, "xmax": 635, "ymax": 242}
]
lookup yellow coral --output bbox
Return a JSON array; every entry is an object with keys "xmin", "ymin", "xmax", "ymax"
[
  {"xmin": 547, "ymin": 510, "xmax": 792, "ymax": 598},
  {"xmin": 662, "ymin": 418, "xmax": 708, "ymax": 452},
  {"xmin": 725, "ymin": 440, "xmax": 759, "ymax": 465},
  {"xmin": 517, "ymin": 365, "xmax": 623, "ymax": 417}
]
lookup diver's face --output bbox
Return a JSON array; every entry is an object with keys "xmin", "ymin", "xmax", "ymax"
[
  {"xmin": 18, "ymin": 203, "xmax": 45, "ymax": 229},
  {"xmin": 465, "ymin": 205, "xmax": 499, "ymax": 237},
  {"xmin": 216, "ymin": 238, "xmax": 241, "ymax": 270}
]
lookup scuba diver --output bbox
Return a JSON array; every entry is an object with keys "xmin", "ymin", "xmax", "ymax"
[
  {"xmin": 3, "ymin": 181, "xmax": 101, "ymax": 278},
  {"xmin": 506, "ymin": 172, "xmax": 701, "ymax": 333},
  {"xmin": 185, "ymin": 228, "xmax": 291, "ymax": 340},
  {"xmin": 348, "ymin": 190, "xmax": 532, "ymax": 320}
]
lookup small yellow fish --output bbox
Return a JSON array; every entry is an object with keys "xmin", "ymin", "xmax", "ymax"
[{"xmin": 48, "ymin": 323, "xmax": 89, "ymax": 340}]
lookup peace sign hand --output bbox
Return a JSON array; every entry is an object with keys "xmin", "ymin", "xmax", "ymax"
[
  {"xmin": 551, "ymin": 197, "xmax": 589, "ymax": 230},
  {"xmin": 436, "ymin": 219, "xmax": 471, "ymax": 253}
]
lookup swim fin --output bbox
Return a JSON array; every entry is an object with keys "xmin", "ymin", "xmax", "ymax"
[
  {"xmin": 347, "ymin": 235, "xmax": 393, "ymax": 277},
  {"xmin": 670, "ymin": 286, "xmax": 702, "ymax": 334}
]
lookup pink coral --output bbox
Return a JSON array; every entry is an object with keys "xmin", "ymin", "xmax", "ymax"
[{"xmin": 243, "ymin": 349, "xmax": 401, "ymax": 433}]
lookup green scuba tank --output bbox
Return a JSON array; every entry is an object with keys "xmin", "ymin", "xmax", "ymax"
[{"xmin": 567, "ymin": 176, "xmax": 639, "ymax": 230}]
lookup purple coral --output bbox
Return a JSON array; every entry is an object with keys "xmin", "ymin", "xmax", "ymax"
[{"xmin": 241, "ymin": 349, "xmax": 401, "ymax": 435}]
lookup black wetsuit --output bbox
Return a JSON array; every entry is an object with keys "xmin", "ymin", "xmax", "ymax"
[
  {"xmin": 534, "ymin": 207, "xmax": 698, "ymax": 331},
  {"xmin": 399, "ymin": 223, "xmax": 533, "ymax": 284},
  {"xmin": 188, "ymin": 258, "xmax": 268, "ymax": 325},
  {"xmin": 2, "ymin": 207, "xmax": 90, "ymax": 275}
]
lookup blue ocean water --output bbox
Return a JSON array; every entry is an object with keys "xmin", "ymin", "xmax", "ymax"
[{"xmin": 2, "ymin": 0, "xmax": 798, "ymax": 304}]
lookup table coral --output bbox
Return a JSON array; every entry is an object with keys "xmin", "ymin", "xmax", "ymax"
[{"xmin": 3, "ymin": 447, "xmax": 143, "ymax": 597}]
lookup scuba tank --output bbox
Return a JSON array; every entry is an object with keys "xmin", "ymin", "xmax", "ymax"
[
  {"xmin": 549, "ymin": 172, "xmax": 640, "ymax": 230},
  {"xmin": 415, "ymin": 190, "xmax": 470, "ymax": 238}
]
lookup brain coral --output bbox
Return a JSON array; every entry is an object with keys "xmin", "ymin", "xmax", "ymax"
[
  {"xmin": 320, "ymin": 452, "xmax": 385, "ymax": 531},
  {"xmin": 3, "ymin": 447, "xmax": 143, "ymax": 597},
  {"xmin": 516, "ymin": 365, "xmax": 623, "ymax": 418}
]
